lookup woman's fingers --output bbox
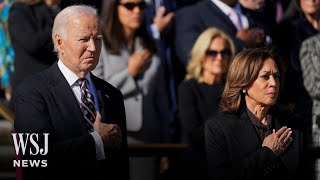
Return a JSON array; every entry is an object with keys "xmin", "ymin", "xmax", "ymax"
[
  {"xmin": 279, "ymin": 128, "xmax": 292, "ymax": 141},
  {"xmin": 274, "ymin": 126, "xmax": 287, "ymax": 137},
  {"xmin": 275, "ymin": 127, "xmax": 293, "ymax": 149},
  {"xmin": 285, "ymin": 137, "xmax": 293, "ymax": 146},
  {"xmin": 283, "ymin": 132, "xmax": 293, "ymax": 146}
]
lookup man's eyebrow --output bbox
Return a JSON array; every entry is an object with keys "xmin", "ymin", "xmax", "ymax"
[{"xmin": 77, "ymin": 34, "xmax": 89, "ymax": 38}]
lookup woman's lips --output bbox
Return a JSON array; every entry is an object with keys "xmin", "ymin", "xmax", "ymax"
[{"xmin": 266, "ymin": 92, "xmax": 277, "ymax": 97}]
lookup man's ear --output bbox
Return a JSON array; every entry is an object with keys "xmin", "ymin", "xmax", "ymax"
[{"xmin": 54, "ymin": 34, "xmax": 63, "ymax": 53}]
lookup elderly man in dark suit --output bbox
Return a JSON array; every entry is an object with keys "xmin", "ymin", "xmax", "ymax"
[{"xmin": 13, "ymin": 5, "xmax": 129, "ymax": 180}]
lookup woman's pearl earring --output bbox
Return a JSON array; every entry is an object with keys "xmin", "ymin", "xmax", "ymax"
[{"xmin": 242, "ymin": 90, "xmax": 246, "ymax": 94}]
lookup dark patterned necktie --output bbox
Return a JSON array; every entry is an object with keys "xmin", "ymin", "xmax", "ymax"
[{"xmin": 78, "ymin": 78, "xmax": 96, "ymax": 130}]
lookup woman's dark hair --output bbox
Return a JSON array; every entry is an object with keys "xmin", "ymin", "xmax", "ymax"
[
  {"xmin": 18, "ymin": 0, "xmax": 41, "ymax": 4},
  {"xmin": 100, "ymin": 0, "xmax": 155, "ymax": 54},
  {"xmin": 220, "ymin": 48, "xmax": 283, "ymax": 113},
  {"xmin": 282, "ymin": 0, "xmax": 302, "ymax": 21}
]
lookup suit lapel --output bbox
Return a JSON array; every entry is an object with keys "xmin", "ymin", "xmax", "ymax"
[
  {"xmin": 202, "ymin": 0, "xmax": 238, "ymax": 34},
  {"xmin": 97, "ymin": 90, "xmax": 112, "ymax": 124},
  {"xmin": 91, "ymin": 74, "xmax": 113, "ymax": 124},
  {"xmin": 47, "ymin": 63, "xmax": 87, "ymax": 135}
]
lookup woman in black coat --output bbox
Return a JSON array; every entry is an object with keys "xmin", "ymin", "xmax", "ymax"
[
  {"xmin": 8, "ymin": 0, "xmax": 60, "ymax": 94},
  {"xmin": 205, "ymin": 48, "xmax": 302, "ymax": 180},
  {"xmin": 178, "ymin": 28, "xmax": 235, "ymax": 180},
  {"xmin": 276, "ymin": 0, "xmax": 320, "ymax": 123}
]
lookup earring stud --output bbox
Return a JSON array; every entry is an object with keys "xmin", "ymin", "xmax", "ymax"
[{"xmin": 242, "ymin": 90, "xmax": 246, "ymax": 94}]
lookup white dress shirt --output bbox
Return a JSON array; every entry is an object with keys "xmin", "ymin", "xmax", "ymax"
[
  {"xmin": 58, "ymin": 60, "xmax": 105, "ymax": 160},
  {"xmin": 211, "ymin": 0, "xmax": 249, "ymax": 30}
]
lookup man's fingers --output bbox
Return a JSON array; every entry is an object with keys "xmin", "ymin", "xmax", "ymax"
[
  {"xmin": 164, "ymin": 12, "xmax": 174, "ymax": 21},
  {"xmin": 95, "ymin": 111, "xmax": 102, "ymax": 122},
  {"xmin": 110, "ymin": 125, "xmax": 122, "ymax": 136},
  {"xmin": 93, "ymin": 112, "xmax": 102, "ymax": 129},
  {"xmin": 113, "ymin": 124, "xmax": 121, "ymax": 131},
  {"xmin": 109, "ymin": 125, "xmax": 122, "ymax": 148},
  {"xmin": 156, "ymin": 6, "xmax": 166, "ymax": 17}
]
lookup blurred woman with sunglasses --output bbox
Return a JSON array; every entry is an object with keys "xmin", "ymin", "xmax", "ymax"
[
  {"xmin": 93, "ymin": 0, "xmax": 174, "ymax": 179},
  {"xmin": 178, "ymin": 28, "xmax": 235, "ymax": 180}
]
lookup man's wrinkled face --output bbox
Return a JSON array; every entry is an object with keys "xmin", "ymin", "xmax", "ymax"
[{"xmin": 56, "ymin": 15, "xmax": 102, "ymax": 76}]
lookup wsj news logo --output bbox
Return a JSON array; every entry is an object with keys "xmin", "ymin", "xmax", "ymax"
[{"xmin": 12, "ymin": 133, "xmax": 49, "ymax": 167}]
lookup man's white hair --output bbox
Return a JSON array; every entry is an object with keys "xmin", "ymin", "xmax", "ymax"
[{"xmin": 52, "ymin": 5, "xmax": 99, "ymax": 52}]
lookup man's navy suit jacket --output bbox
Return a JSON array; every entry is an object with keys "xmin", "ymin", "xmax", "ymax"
[
  {"xmin": 174, "ymin": 0, "xmax": 248, "ymax": 66},
  {"xmin": 14, "ymin": 63, "xmax": 129, "ymax": 180}
]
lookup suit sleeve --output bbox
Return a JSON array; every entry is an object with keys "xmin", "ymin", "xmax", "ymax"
[
  {"xmin": 288, "ymin": 24, "xmax": 303, "ymax": 72},
  {"xmin": 155, "ymin": 61, "xmax": 174, "ymax": 142},
  {"xmin": 178, "ymin": 81, "xmax": 204, "ymax": 145},
  {"xmin": 14, "ymin": 85, "xmax": 97, "ymax": 168},
  {"xmin": 300, "ymin": 37, "xmax": 320, "ymax": 99},
  {"xmin": 205, "ymin": 119, "xmax": 277, "ymax": 180},
  {"xmin": 174, "ymin": 9, "xmax": 203, "ymax": 67}
]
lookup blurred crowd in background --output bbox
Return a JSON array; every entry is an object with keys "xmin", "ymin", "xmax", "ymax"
[{"xmin": 1, "ymin": 0, "xmax": 320, "ymax": 179}]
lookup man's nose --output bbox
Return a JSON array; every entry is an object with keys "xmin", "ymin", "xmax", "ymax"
[{"xmin": 87, "ymin": 39, "xmax": 96, "ymax": 52}]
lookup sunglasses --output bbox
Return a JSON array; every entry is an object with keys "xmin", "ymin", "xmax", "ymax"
[
  {"xmin": 118, "ymin": 1, "xmax": 147, "ymax": 11},
  {"xmin": 205, "ymin": 49, "xmax": 231, "ymax": 59}
]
